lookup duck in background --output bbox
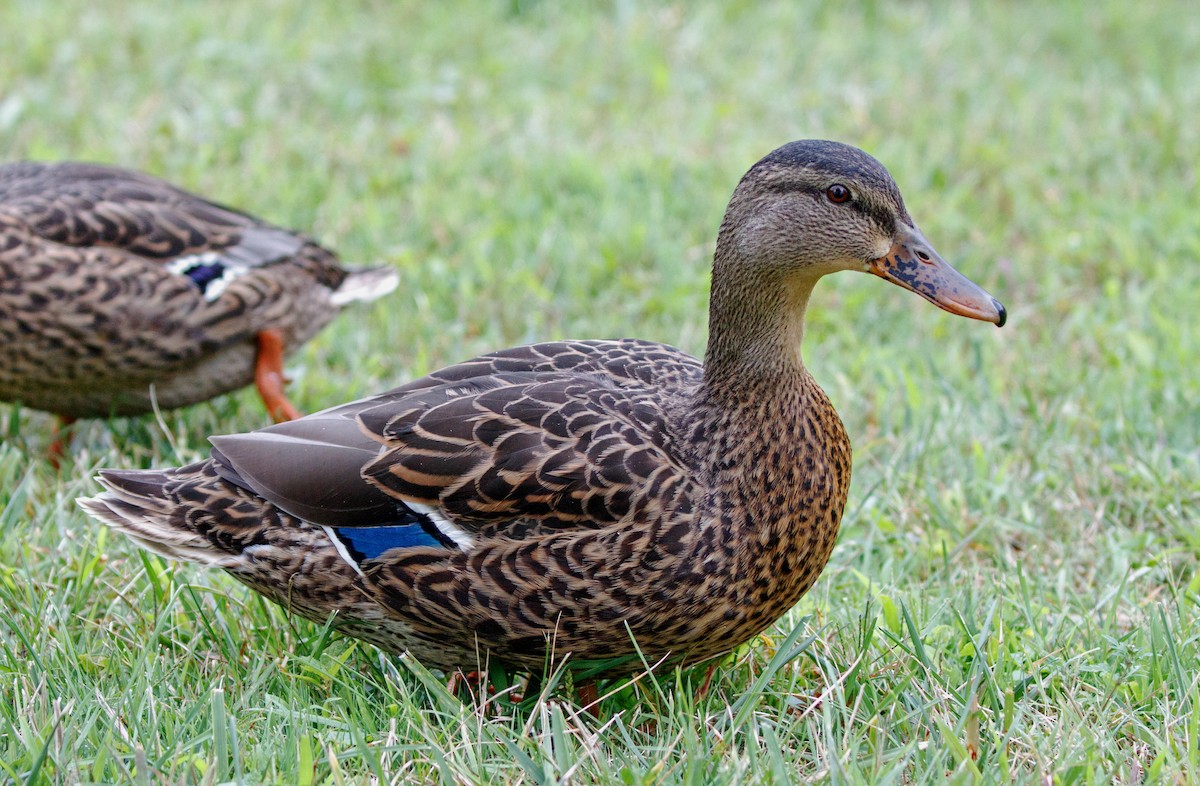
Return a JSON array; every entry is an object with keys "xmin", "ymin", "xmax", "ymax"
[{"xmin": 0, "ymin": 161, "xmax": 398, "ymax": 458}]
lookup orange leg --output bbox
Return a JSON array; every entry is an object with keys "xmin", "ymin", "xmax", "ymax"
[
  {"xmin": 446, "ymin": 670, "xmax": 485, "ymax": 698},
  {"xmin": 696, "ymin": 662, "xmax": 719, "ymax": 699},
  {"xmin": 576, "ymin": 680, "xmax": 599, "ymax": 716},
  {"xmin": 254, "ymin": 329, "xmax": 301, "ymax": 423},
  {"xmin": 48, "ymin": 416, "xmax": 77, "ymax": 470}
]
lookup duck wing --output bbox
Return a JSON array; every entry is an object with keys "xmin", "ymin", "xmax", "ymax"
[
  {"xmin": 207, "ymin": 339, "xmax": 703, "ymax": 557},
  {"xmin": 0, "ymin": 161, "xmax": 344, "ymax": 288}
]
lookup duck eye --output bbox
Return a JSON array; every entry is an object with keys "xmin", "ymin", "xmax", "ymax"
[{"xmin": 826, "ymin": 184, "xmax": 851, "ymax": 204}]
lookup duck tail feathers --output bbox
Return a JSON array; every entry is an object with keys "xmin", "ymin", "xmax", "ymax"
[
  {"xmin": 331, "ymin": 265, "xmax": 399, "ymax": 306},
  {"xmin": 78, "ymin": 468, "xmax": 236, "ymax": 567}
]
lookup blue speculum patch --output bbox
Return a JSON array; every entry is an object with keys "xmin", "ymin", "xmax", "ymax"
[
  {"xmin": 184, "ymin": 261, "xmax": 226, "ymax": 293},
  {"xmin": 332, "ymin": 524, "xmax": 445, "ymax": 561}
]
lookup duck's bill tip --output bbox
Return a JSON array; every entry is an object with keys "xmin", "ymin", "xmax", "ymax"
[{"xmin": 921, "ymin": 292, "xmax": 1007, "ymax": 326}]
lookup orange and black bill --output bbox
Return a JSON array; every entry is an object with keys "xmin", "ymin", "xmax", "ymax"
[{"xmin": 869, "ymin": 224, "xmax": 1006, "ymax": 327}]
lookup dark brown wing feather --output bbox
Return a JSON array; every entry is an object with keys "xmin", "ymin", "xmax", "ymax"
[
  {"xmin": 387, "ymin": 339, "xmax": 704, "ymax": 395},
  {"xmin": 210, "ymin": 339, "xmax": 704, "ymax": 536},
  {"xmin": 360, "ymin": 340, "xmax": 702, "ymax": 529},
  {"xmin": 0, "ymin": 161, "xmax": 345, "ymax": 287},
  {"xmin": 359, "ymin": 376, "xmax": 679, "ymax": 526},
  {"xmin": 0, "ymin": 161, "xmax": 401, "ymax": 417}
]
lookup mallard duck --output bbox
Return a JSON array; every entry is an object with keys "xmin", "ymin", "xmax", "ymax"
[
  {"xmin": 80, "ymin": 141, "xmax": 1005, "ymax": 688},
  {"xmin": 0, "ymin": 161, "xmax": 398, "ymax": 426}
]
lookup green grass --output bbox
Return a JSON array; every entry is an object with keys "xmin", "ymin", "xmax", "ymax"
[{"xmin": 1, "ymin": 0, "xmax": 1198, "ymax": 782}]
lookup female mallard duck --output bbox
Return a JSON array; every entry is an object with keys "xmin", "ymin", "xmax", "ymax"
[
  {"xmin": 80, "ymin": 141, "xmax": 1004, "ymax": 687},
  {"xmin": 0, "ymin": 162, "xmax": 397, "ymax": 424}
]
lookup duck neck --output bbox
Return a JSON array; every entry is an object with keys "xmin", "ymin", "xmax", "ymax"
[
  {"xmin": 702, "ymin": 252, "xmax": 820, "ymax": 396},
  {"xmin": 680, "ymin": 252, "xmax": 849, "ymax": 651}
]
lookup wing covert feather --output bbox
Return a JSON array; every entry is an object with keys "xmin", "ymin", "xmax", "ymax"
[{"xmin": 355, "ymin": 341, "xmax": 702, "ymax": 530}]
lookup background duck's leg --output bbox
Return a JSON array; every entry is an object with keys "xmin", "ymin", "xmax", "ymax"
[
  {"xmin": 48, "ymin": 416, "xmax": 76, "ymax": 469},
  {"xmin": 254, "ymin": 329, "xmax": 301, "ymax": 422},
  {"xmin": 446, "ymin": 672, "xmax": 482, "ymax": 696}
]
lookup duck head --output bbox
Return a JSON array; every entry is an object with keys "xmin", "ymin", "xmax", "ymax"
[{"xmin": 714, "ymin": 139, "xmax": 1006, "ymax": 328}]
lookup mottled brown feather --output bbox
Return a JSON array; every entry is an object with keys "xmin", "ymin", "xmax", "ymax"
[
  {"xmin": 80, "ymin": 140, "xmax": 1000, "ymax": 679},
  {"xmin": 0, "ymin": 161, "xmax": 395, "ymax": 418}
]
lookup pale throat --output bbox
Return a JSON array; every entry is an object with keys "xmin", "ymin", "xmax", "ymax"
[
  {"xmin": 704, "ymin": 270, "xmax": 823, "ymax": 384},
  {"xmin": 779, "ymin": 274, "xmax": 818, "ymax": 368}
]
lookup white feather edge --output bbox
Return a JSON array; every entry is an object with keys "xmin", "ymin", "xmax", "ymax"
[
  {"xmin": 166, "ymin": 252, "xmax": 248, "ymax": 302},
  {"xmin": 323, "ymin": 526, "xmax": 368, "ymax": 578},
  {"xmin": 407, "ymin": 501, "xmax": 475, "ymax": 551}
]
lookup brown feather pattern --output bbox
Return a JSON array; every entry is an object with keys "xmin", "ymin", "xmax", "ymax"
[
  {"xmin": 80, "ymin": 140, "xmax": 1001, "ymax": 678},
  {"xmin": 0, "ymin": 162, "xmax": 396, "ymax": 417}
]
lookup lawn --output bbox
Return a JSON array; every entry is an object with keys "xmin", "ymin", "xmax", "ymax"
[{"xmin": 1, "ymin": 1, "xmax": 1198, "ymax": 783}]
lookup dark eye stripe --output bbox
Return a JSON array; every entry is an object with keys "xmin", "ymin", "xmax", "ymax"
[{"xmin": 761, "ymin": 181, "xmax": 897, "ymax": 232}]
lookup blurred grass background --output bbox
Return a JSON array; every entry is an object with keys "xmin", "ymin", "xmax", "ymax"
[{"xmin": 0, "ymin": 1, "xmax": 1197, "ymax": 782}]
